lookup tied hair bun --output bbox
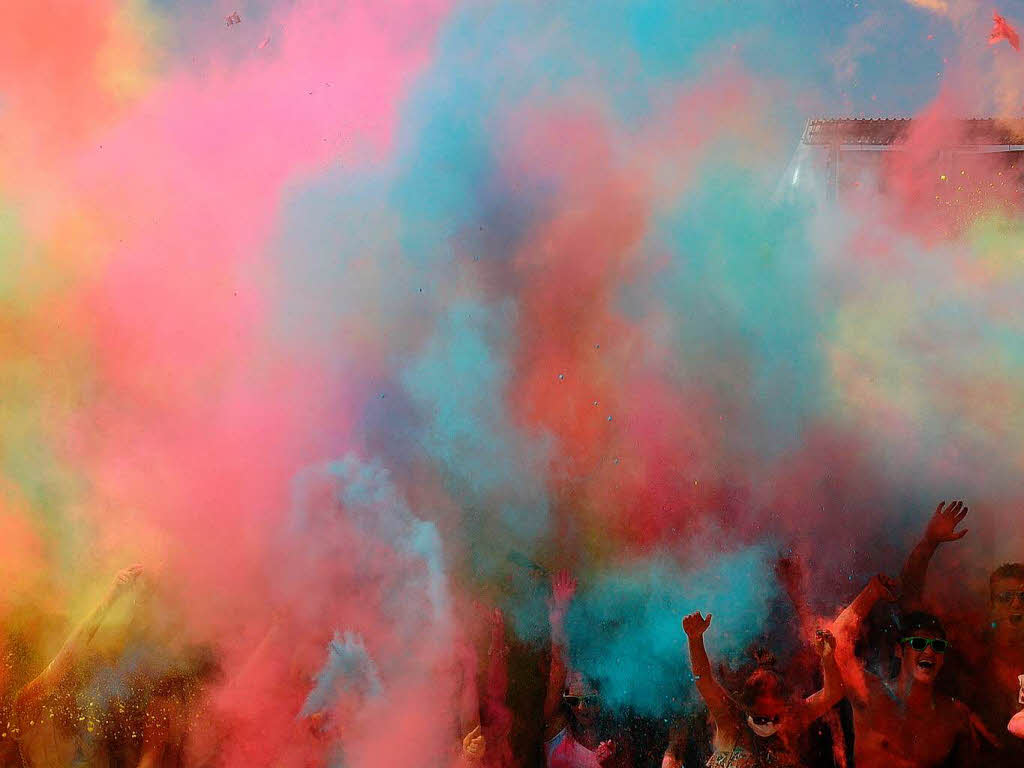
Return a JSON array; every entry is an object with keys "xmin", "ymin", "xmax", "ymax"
[{"xmin": 751, "ymin": 648, "xmax": 777, "ymax": 670}]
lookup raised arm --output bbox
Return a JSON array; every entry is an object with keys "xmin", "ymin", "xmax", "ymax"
[
  {"xmin": 799, "ymin": 629, "xmax": 844, "ymax": 724},
  {"xmin": 455, "ymin": 634, "xmax": 485, "ymax": 763},
  {"xmin": 483, "ymin": 609, "xmax": 514, "ymax": 767},
  {"xmin": 681, "ymin": 612, "xmax": 736, "ymax": 734},
  {"xmin": 830, "ymin": 575, "xmax": 896, "ymax": 706},
  {"xmin": 17, "ymin": 565, "xmax": 143, "ymax": 711},
  {"xmin": 543, "ymin": 570, "xmax": 576, "ymax": 740},
  {"xmin": 900, "ymin": 501, "xmax": 968, "ymax": 610}
]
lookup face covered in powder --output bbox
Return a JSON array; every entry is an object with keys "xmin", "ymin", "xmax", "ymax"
[{"xmin": 563, "ymin": 670, "xmax": 602, "ymax": 729}]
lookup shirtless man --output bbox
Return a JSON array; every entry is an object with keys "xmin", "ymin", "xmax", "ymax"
[
  {"xmin": 831, "ymin": 574, "xmax": 975, "ymax": 768},
  {"xmin": 900, "ymin": 500, "xmax": 1024, "ymax": 762},
  {"xmin": 15, "ymin": 564, "xmax": 143, "ymax": 768}
]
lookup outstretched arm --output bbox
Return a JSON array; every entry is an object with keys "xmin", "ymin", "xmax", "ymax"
[
  {"xmin": 17, "ymin": 565, "xmax": 143, "ymax": 711},
  {"xmin": 830, "ymin": 575, "xmax": 896, "ymax": 706},
  {"xmin": 543, "ymin": 571, "xmax": 576, "ymax": 741},
  {"xmin": 682, "ymin": 613, "xmax": 737, "ymax": 736},
  {"xmin": 800, "ymin": 629, "xmax": 844, "ymax": 724},
  {"xmin": 483, "ymin": 609, "xmax": 514, "ymax": 767},
  {"xmin": 900, "ymin": 501, "xmax": 968, "ymax": 610},
  {"xmin": 455, "ymin": 635, "xmax": 485, "ymax": 763}
]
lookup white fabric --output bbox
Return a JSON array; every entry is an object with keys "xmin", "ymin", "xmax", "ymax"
[{"xmin": 545, "ymin": 727, "xmax": 602, "ymax": 768}]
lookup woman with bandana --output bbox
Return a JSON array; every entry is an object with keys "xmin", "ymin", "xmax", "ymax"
[{"xmin": 681, "ymin": 612, "xmax": 842, "ymax": 768}]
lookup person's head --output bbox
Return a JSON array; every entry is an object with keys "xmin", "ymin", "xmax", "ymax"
[
  {"xmin": 738, "ymin": 650, "xmax": 790, "ymax": 738},
  {"xmin": 563, "ymin": 669, "xmax": 601, "ymax": 729},
  {"xmin": 989, "ymin": 563, "xmax": 1024, "ymax": 646},
  {"xmin": 896, "ymin": 612, "xmax": 948, "ymax": 686}
]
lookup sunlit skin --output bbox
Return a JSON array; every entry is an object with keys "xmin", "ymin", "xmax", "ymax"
[{"xmin": 832, "ymin": 575, "xmax": 974, "ymax": 768}]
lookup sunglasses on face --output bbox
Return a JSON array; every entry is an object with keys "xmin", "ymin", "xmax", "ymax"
[
  {"xmin": 747, "ymin": 714, "xmax": 780, "ymax": 726},
  {"xmin": 563, "ymin": 695, "xmax": 599, "ymax": 708},
  {"xmin": 994, "ymin": 591, "xmax": 1024, "ymax": 604},
  {"xmin": 901, "ymin": 636, "xmax": 949, "ymax": 653}
]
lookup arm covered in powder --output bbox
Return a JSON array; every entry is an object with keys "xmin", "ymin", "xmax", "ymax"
[
  {"xmin": 900, "ymin": 501, "xmax": 968, "ymax": 610},
  {"xmin": 830, "ymin": 575, "xmax": 896, "ymax": 706},
  {"xmin": 831, "ymin": 577, "xmax": 897, "ymax": 708},
  {"xmin": 800, "ymin": 629, "xmax": 845, "ymax": 723},
  {"xmin": 543, "ymin": 570, "xmax": 576, "ymax": 740},
  {"xmin": 681, "ymin": 612, "xmax": 736, "ymax": 732},
  {"xmin": 17, "ymin": 565, "xmax": 143, "ymax": 712}
]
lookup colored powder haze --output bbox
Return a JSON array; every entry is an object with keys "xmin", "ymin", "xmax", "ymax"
[{"xmin": 1, "ymin": 0, "xmax": 1024, "ymax": 765}]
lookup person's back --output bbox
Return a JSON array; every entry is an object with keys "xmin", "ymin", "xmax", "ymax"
[
  {"xmin": 16, "ymin": 686, "xmax": 111, "ymax": 768},
  {"xmin": 15, "ymin": 567, "xmax": 142, "ymax": 768},
  {"xmin": 16, "ymin": 702, "xmax": 77, "ymax": 768}
]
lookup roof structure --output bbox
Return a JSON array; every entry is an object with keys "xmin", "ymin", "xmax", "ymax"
[{"xmin": 802, "ymin": 118, "xmax": 1024, "ymax": 146}]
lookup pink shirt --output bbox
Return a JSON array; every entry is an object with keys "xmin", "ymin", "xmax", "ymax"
[{"xmin": 545, "ymin": 727, "xmax": 602, "ymax": 768}]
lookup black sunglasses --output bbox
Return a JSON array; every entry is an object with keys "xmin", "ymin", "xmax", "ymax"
[
  {"xmin": 747, "ymin": 714, "xmax": 780, "ymax": 726},
  {"xmin": 563, "ymin": 695, "xmax": 599, "ymax": 707},
  {"xmin": 995, "ymin": 591, "xmax": 1024, "ymax": 604},
  {"xmin": 901, "ymin": 636, "xmax": 949, "ymax": 653}
]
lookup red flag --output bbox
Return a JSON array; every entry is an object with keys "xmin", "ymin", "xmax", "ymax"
[{"xmin": 990, "ymin": 12, "xmax": 1021, "ymax": 51}]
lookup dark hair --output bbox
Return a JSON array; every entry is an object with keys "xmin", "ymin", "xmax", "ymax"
[
  {"xmin": 738, "ymin": 649, "xmax": 789, "ymax": 708},
  {"xmin": 990, "ymin": 563, "xmax": 1024, "ymax": 591},
  {"xmin": 899, "ymin": 611, "xmax": 946, "ymax": 640}
]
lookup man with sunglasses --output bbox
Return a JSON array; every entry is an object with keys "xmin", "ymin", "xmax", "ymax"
[
  {"xmin": 832, "ymin": 574, "xmax": 975, "ymax": 768},
  {"xmin": 899, "ymin": 501, "xmax": 1024, "ymax": 763}
]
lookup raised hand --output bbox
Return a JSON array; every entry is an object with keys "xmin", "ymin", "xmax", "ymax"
[
  {"xmin": 682, "ymin": 612, "xmax": 712, "ymax": 638},
  {"xmin": 462, "ymin": 725, "xmax": 486, "ymax": 761},
  {"xmin": 868, "ymin": 574, "xmax": 899, "ymax": 602},
  {"xmin": 595, "ymin": 740, "xmax": 616, "ymax": 765},
  {"xmin": 924, "ymin": 500, "xmax": 969, "ymax": 545},
  {"xmin": 814, "ymin": 628, "xmax": 836, "ymax": 658},
  {"xmin": 111, "ymin": 564, "xmax": 144, "ymax": 596},
  {"xmin": 549, "ymin": 570, "xmax": 577, "ymax": 618}
]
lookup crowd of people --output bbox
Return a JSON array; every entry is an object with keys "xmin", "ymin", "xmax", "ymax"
[
  {"xmin": 470, "ymin": 501, "xmax": 1024, "ymax": 768},
  {"xmin": 0, "ymin": 501, "xmax": 1021, "ymax": 767}
]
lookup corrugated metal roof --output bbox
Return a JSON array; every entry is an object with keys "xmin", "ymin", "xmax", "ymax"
[{"xmin": 802, "ymin": 118, "xmax": 1024, "ymax": 146}]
